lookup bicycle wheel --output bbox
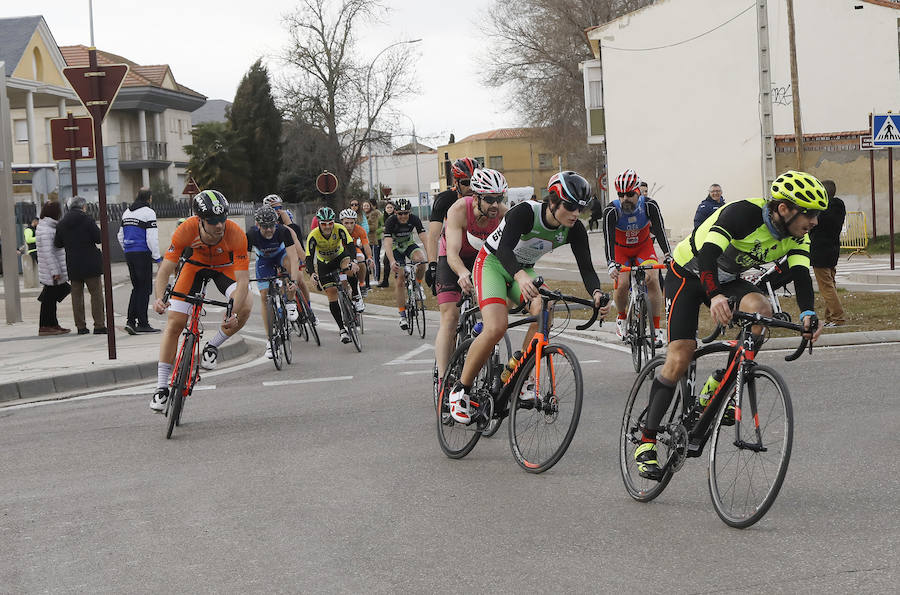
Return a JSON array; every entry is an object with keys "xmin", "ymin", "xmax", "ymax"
[
  {"xmin": 508, "ymin": 344, "xmax": 583, "ymax": 473},
  {"xmin": 708, "ymin": 364, "xmax": 793, "ymax": 528},
  {"xmin": 436, "ymin": 338, "xmax": 482, "ymax": 458},
  {"xmin": 282, "ymin": 313, "xmax": 293, "ymax": 364},
  {"xmin": 166, "ymin": 334, "xmax": 194, "ymax": 439},
  {"xmin": 414, "ymin": 285, "xmax": 426, "ymax": 339},
  {"xmin": 628, "ymin": 301, "xmax": 641, "ymax": 372},
  {"xmin": 405, "ymin": 289, "xmax": 415, "ymax": 335},
  {"xmin": 305, "ymin": 299, "xmax": 321, "ymax": 346},
  {"xmin": 619, "ymin": 355, "xmax": 687, "ymax": 501},
  {"xmin": 269, "ymin": 299, "xmax": 283, "ymax": 370},
  {"xmin": 340, "ymin": 292, "xmax": 362, "ymax": 352},
  {"xmin": 293, "ymin": 297, "xmax": 308, "ymax": 342}
]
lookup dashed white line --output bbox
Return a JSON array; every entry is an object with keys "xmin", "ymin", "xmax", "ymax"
[{"xmin": 262, "ymin": 375, "xmax": 353, "ymax": 386}]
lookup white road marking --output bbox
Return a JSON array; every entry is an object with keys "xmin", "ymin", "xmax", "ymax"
[
  {"xmin": 400, "ymin": 370, "xmax": 433, "ymax": 375},
  {"xmin": 384, "ymin": 343, "xmax": 434, "ymax": 365},
  {"xmin": 263, "ymin": 375, "xmax": 353, "ymax": 386}
]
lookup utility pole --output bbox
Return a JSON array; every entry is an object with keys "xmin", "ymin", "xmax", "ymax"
[
  {"xmin": 786, "ymin": 0, "xmax": 804, "ymax": 170},
  {"xmin": 756, "ymin": 0, "xmax": 776, "ymax": 190},
  {"xmin": 0, "ymin": 61, "xmax": 23, "ymax": 323}
]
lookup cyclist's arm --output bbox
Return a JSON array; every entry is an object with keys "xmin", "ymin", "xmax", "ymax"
[
  {"xmin": 601, "ymin": 204, "xmax": 619, "ymax": 263},
  {"xmin": 383, "ymin": 217, "xmax": 396, "ymax": 266},
  {"xmin": 444, "ymin": 201, "xmax": 468, "ymax": 278},
  {"xmin": 568, "ymin": 221, "xmax": 602, "ymax": 295},
  {"xmin": 494, "ymin": 202, "xmax": 535, "ymax": 277},
  {"xmin": 230, "ymin": 269, "xmax": 250, "ymax": 312},
  {"xmin": 786, "ymin": 240, "xmax": 815, "ymax": 312},
  {"xmin": 304, "ymin": 236, "xmax": 317, "ymax": 271},
  {"xmin": 154, "ymin": 258, "xmax": 177, "ymax": 304},
  {"xmin": 426, "ymin": 221, "xmax": 443, "ymax": 263},
  {"xmin": 646, "ymin": 199, "xmax": 671, "ymax": 256}
]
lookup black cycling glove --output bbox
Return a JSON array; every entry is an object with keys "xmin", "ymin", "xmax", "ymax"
[{"xmin": 424, "ymin": 261, "xmax": 437, "ymax": 288}]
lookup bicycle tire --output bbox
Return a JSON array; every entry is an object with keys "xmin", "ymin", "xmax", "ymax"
[
  {"xmin": 619, "ymin": 355, "xmax": 686, "ymax": 501},
  {"xmin": 638, "ymin": 296, "xmax": 653, "ymax": 371},
  {"xmin": 282, "ymin": 311, "xmax": 293, "ymax": 364},
  {"xmin": 340, "ymin": 292, "xmax": 362, "ymax": 352},
  {"xmin": 508, "ymin": 344, "xmax": 583, "ymax": 473},
  {"xmin": 436, "ymin": 338, "xmax": 482, "ymax": 458},
  {"xmin": 405, "ymin": 289, "xmax": 415, "ymax": 336},
  {"xmin": 293, "ymin": 297, "xmax": 308, "ymax": 342},
  {"xmin": 166, "ymin": 333, "xmax": 194, "ymax": 439},
  {"xmin": 305, "ymin": 299, "xmax": 321, "ymax": 346},
  {"xmin": 628, "ymin": 299, "xmax": 641, "ymax": 372},
  {"xmin": 414, "ymin": 291, "xmax": 426, "ymax": 339},
  {"xmin": 269, "ymin": 299, "xmax": 283, "ymax": 370},
  {"xmin": 708, "ymin": 364, "xmax": 793, "ymax": 528}
]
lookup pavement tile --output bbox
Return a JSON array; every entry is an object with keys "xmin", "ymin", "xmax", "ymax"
[{"xmin": 17, "ymin": 378, "xmax": 55, "ymax": 400}]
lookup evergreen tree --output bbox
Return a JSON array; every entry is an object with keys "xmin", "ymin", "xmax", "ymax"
[
  {"xmin": 184, "ymin": 121, "xmax": 250, "ymax": 201},
  {"xmin": 229, "ymin": 59, "xmax": 283, "ymax": 201}
]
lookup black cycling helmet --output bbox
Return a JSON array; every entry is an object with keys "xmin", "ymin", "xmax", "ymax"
[
  {"xmin": 548, "ymin": 171, "xmax": 592, "ymax": 209},
  {"xmin": 193, "ymin": 190, "xmax": 229, "ymax": 222},
  {"xmin": 394, "ymin": 198, "xmax": 412, "ymax": 212},
  {"xmin": 254, "ymin": 205, "xmax": 278, "ymax": 227},
  {"xmin": 316, "ymin": 206, "xmax": 336, "ymax": 222}
]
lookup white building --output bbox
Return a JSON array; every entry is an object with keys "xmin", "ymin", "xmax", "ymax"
[
  {"xmin": 584, "ymin": 0, "xmax": 900, "ymax": 238},
  {"xmin": 356, "ymin": 141, "xmax": 439, "ymax": 203}
]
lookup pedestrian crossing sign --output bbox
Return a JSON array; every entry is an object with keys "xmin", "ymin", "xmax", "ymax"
[{"xmin": 872, "ymin": 114, "xmax": 900, "ymax": 147}]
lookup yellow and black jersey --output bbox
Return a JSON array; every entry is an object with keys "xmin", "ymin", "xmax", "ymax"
[{"xmin": 305, "ymin": 223, "xmax": 354, "ymax": 265}]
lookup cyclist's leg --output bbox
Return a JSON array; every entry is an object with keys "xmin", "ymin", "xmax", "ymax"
[
  {"xmin": 637, "ymin": 245, "xmax": 662, "ymax": 332},
  {"xmin": 154, "ymin": 304, "xmax": 189, "ymax": 407},
  {"xmin": 410, "ymin": 247, "xmax": 426, "ymax": 282},
  {"xmin": 723, "ymin": 280, "xmax": 771, "ymax": 344},
  {"xmin": 394, "ymin": 247, "xmax": 407, "ymax": 311},
  {"xmin": 259, "ymin": 287, "xmax": 271, "ymax": 335},
  {"xmin": 507, "ymin": 266, "xmax": 542, "ymax": 351},
  {"xmin": 317, "ymin": 261, "xmax": 344, "ymax": 329},
  {"xmin": 435, "ymin": 256, "xmax": 462, "ymax": 379},
  {"xmin": 459, "ymin": 302, "xmax": 508, "ymax": 386}
]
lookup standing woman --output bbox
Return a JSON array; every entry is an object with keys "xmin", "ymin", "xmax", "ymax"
[
  {"xmin": 378, "ymin": 200, "xmax": 395, "ymax": 287},
  {"xmin": 35, "ymin": 201, "xmax": 71, "ymax": 336},
  {"xmin": 362, "ymin": 200, "xmax": 383, "ymax": 288}
]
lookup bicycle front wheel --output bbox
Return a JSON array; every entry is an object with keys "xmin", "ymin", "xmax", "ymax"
[
  {"xmin": 414, "ymin": 287, "xmax": 426, "ymax": 338},
  {"xmin": 437, "ymin": 338, "xmax": 482, "ymax": 458},
  {"xmin": 269, "ymin": 300, "xmax": 283, "ymax": 370},
  {"xmin": 166, "ymin": 334, "xmax": 194, "ymax": 439},
  {"xmin": 282, "ymin": 314, "xmax": 293, "ymax": 364},
  {"xmin": 305, "ymin": 299, "xmax": 321, "ymax": 346},
  {"xmin": 508, "ymin": 344, "xmax": 583, "ymax": 473},
  {"xmin": 619, "ymin": 355, "xmax": 686, "ymax": 501},
  {"xmin": 708, "ymin": 364, "xmax": 793, "ymax": 529},
  {"xmin": 340, "ymin": 293, "xmax": 362, "ymax": 352}
]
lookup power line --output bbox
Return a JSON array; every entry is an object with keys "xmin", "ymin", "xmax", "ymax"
[{"xmin": 601, "ymin": 4, "xmax": 755, "ymax": 52}]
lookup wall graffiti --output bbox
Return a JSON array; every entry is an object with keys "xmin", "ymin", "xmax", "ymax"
[{"xmin": 771, "ymin": 83, "xmax": 792, "ymax": 106}]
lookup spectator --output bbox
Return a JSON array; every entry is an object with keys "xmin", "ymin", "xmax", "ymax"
[
  {"xmin": 118, "ymin": 187, "xmax": 161, "ymax": 334},
  {"xmin": 348, "ymin": 199, "xmax": 369, "ymax": 233},
  {"xmin": 809, "ymin": 180, "xmax": 846, "ymax": 327},
  {"xmin": 54, "ymin": 195, "xmax": 106, "ymax": 335},
  {"xmin": 362, "ymin": 200, "xmax": 383, "ymax": 286},
  {"xmin": 35, "ymin": 201, "xmax": 70, "ymax": 336},
  {"xmin": 693, "ymin": 183, "xmax": 725, "ymax": 228},
  {"xmin": 18, "ymin": 217, "xmax": 39, "ymax": 288},
  {"xmin": 378, "ymin": 200, "xmax": 395, "ymax": 287},
  {"xmin": 588, "ymin": 196, "xmax": 603, "ymax": 232},
  {"xmin": 639, "ymin": 181, "xmax": 649, "ymax": 197}
]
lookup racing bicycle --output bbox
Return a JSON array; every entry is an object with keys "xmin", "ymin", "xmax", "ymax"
[
  {"xmin": 251, "ymin": 270, "xmax": 294, "ymax": 370},
  {"xmin": 317, "ymin": 266, "xmax": 363, "ymax": 352},
  {"xmin": 402, "ymin": 262, "xmax": 426, "ymax": 338},
  {"xmin": 617, "ymin": 262, "xmax": 667, "ymax": 372}
]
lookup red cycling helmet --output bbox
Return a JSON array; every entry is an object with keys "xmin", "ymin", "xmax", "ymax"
[
  {"xmin": 614, "ymin": 169, "xmax": 641, "ymax": 194},
  {"xmin": 451, "ymin": 157, "xmax": 478, "ymax": 180}
]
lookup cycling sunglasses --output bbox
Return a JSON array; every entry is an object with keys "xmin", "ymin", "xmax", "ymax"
[
  {"xmin": 259, "ymin": 224, "xmax": 276, "ymax": 230},
  {"xmin": 479, "ymin": 194, "xmax": 504, "ymax": 204},
  {"xmin": 560, "ymin": 201, "xmax": 586, "ymax": 212},
  {"xmin": 457, "ymin": 179, "xmax": 471, "ymax": 186},
  {"xmin": 205, "ymin": 215, "xmax": 228, "ymax": 225},
  {"xmin": 617, "ymin": 191, "xmax": 638, "ymax": 198},
  {"xmin": 397, "ymin": 210, "xmax": 411, "ymax": 215}
]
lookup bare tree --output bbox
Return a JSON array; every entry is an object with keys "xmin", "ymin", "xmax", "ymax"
[
  {"xmin": 485, "ymin": 0, "xmax": 652, "ymax": 177},
  {"xmin": 279, "ymin": 0, "xmax": 416, "ymax": 201}
]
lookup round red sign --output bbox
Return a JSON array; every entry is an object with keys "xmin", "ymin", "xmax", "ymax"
[{"xmin": 316, "ymin": 171, "xmax": 338, "ymax": 195}]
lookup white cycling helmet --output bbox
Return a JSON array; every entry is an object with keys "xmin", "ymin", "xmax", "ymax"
[
  {"xmin": 469, "ymin": 168, "xmax": 508, "ymax": 195},
  {"xmin": 339, "ymin": 208, "xmax": 357, "ymax": 220},
  {"xmin": 262, "ymin": 194, "xmax": 283, "ymax": 206}
]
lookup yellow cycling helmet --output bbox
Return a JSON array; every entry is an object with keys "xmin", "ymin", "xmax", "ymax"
[{"xmin": 770, "ymin": 170, "xmax": 828, "ymax": 211}]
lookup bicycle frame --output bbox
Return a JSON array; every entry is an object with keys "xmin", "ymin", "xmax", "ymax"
[{"xmin": 170, "ymin": 289, "xmax": 206, "ymax": 399}]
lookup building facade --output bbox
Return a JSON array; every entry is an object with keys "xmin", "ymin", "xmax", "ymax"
[{"xmin": 585, "ymin": 0, "xmax": 900, "ymax": 238}]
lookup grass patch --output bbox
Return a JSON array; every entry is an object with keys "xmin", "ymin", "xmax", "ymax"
[{"xmin": 865, "ymin": 233, "xmax": 900, "ymax": 255}]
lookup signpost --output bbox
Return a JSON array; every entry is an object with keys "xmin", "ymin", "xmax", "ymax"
[
  {"xmin": 63, "ymin": 49, "xmax": 129, "ymax": 359},
  {"xmin": 50, "ymin": 114, "xmax": 94, "ymax": 196},
  {"xmin": 316, "ymin": 170, "xmax": 338, "ymax": 195},
  {"xmin": 871, "ymin": 114, "xmax": 899, "ymax": 269}
]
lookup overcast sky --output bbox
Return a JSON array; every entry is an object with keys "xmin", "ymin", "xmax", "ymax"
[{"xmin": 4, "ymin": 0, "xmax": 519, "ymax": 148}]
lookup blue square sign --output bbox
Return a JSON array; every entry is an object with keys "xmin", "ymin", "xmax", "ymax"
[{"xmin": 873, "ymin": 114, "xmax": 900, "ymax": 147}]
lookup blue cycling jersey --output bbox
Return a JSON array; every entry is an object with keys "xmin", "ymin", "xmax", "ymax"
[{"xmin": 247, "ymin": 225, "xmax": 294, "ymax": 263}]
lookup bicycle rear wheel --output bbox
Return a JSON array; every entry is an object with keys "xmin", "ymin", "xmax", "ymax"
[
  {"xmin": 282, "ymin": 314, "xmax": 293, "ymax": 364},
  {"xmin": 619, "ymin": 355, "xmax": 686, "ymax": 501},
  {"xmin": 508, "ymin": 344, "xmax": 583, "ymax": 473},
  {"xmin": 436, "ymin": 338, "xmax": 482, "ymax": 458},
  {"xmin": 481, "ymin": 338, "xmax": 510, "ymax": 438},
  {"xmin": 269, "ymin": 300, "xmax": 283, "ymax": 370},
  {"xmin": 405, "ymin": 288, "xmax": 415, "ymax": 336},
  {"xmin": 293, "ymin": 297, "xmax": 308, "ymax": 342},
  {"xmin": 305, "ymin": 299, "xmax": 321, "ymax": 346},
  {"xmin": 166, "ymin": 334, "xmax": 194, "ymax": 439},
  {"xmin": 708, "ymin": 364, "xmax": 793, "ymax": 528},
  {"xmin": 414, "ymin": 286, "xmax": 426, "ymax": 338}
]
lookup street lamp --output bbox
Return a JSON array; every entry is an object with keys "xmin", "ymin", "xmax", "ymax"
[
  {"xmin": 399, "ymin": 112, "xmax": 423, "ymax": 210},
  {"xmin": 366, "ymin": 39, "xmax": 422, "ymax": 202}
]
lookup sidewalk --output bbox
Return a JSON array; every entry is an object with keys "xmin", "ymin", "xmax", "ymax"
[{"xmin": 0, "ymin": 262, "xmax": 251, "ymax": 405}]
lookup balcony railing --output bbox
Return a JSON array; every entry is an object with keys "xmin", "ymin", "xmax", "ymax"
[{"xmin": 119, "ymin": 141, "xmax": 168, "ymax": 162}]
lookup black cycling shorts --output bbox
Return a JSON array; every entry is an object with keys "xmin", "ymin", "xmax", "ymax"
[
  {"xmin": 664, "ymin": 262, "xmax": 763, "ymax": 342},
  {"xmin": 392, "ymin": 243, "xmax": 421, "ymax": 265}
]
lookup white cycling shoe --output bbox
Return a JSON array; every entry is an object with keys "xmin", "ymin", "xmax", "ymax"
[
  {"xmin": 265, "ymin": 340, "xmax": 273, "ymax": 359},
  {"xmin": 615, "ymin": 319, "xmax": 626, "ymax": 341},
  {"xmin": 287, "ymin": 302, "xmax": 299, "ymax": 322},
  {"xmin": 655, "ymin": 328, "xmax": 665, "ymax": 348},
  {"xmin": 448, "ymin": 383, "xmax": 472, "ymax": 424}
]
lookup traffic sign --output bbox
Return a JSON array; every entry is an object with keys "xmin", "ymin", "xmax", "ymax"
[
  {"xmin": 599, "ymin": 172, "xmax": 608, "ymax": 191},
  {"xmin": 872, "ymin": 114, "xmax": 900, "ymax": 147},
  {"xmin": 859, "ymin": 135, "xmax": 877, "ymax": 151},
  {"xmin": 50, "ymin": 116, "xmax": 94, "ymax": 160},
  {"xmin": 316, "ymin": 170, "xmax": 338, "ymax": 195},
  {"xmin": 63, "ymin": 63, "xmax": 128, "ymax": 123},
  {"xmin": 181, "ymin": 176, "xmax": 200, "ymax": 197}
]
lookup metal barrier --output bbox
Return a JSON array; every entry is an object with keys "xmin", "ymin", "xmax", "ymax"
[{"xmin": 840, "ymin": 211, "xmax": 869, "ymax": 260}]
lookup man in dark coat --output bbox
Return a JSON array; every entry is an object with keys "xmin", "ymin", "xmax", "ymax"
[
  {"xmin": 809, "ymin": 180, "xmax": 846, "ymax": 326},
  {"xmin": 54, "ymin": 195, "xmax": 106, "ymax": 334},
  {"xmin": 693, "ymin": 183, "xmax": 725, "ymax": 228}
]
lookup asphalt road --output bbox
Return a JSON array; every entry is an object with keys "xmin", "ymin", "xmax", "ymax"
[{"xmin": 1, "ymin": 303, "xmax": 898, "ymax": 593}]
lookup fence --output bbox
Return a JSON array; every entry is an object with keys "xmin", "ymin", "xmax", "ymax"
[{"xmin": 840, "ymin": 211, "xmax": 869, "ymax": 260}]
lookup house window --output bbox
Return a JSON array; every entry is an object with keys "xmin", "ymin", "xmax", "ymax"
[
  {"xmin": 489, "ymin": 156, "xmax": 504, "ymax": 171},
  {"xmin": 538, "ymin": 153, "xmax": 553, "ymax": 169},
  {"xmin": 474, "ymin": 156, "xmax": 485, "ymax": 168},
  {"xmin": 178, "ymin": 119, "xmax": 183, "ymax": 139},
  {"xmin": 14, "ymin": 120, "xmax": 28, "ymax": 143}
]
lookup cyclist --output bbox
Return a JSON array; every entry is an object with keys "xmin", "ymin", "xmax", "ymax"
[
  {"xmin": 262, "ymin": 193, "xmax": 313, "ymax": 317},
  {"xmin": 434, "ymin": 167, "xmax": 507, "ymax": 390},
  {"xmin": 633, "ymin": 170, "xmax": 827, "ymax": 480},
  {"xmin": 305, "ymin": 206, "xmax": 358, "ymax": 344},
  {"xmin": 339, "ymin": 208, "xmax": 371, "ymax": 311},
  {"xmin": 247, "ymin": 206, "xmax": 301, "ymax": 359},
  {"xmin": 447, "ymin": 171, "xmax": 611, "ymax": 423},
  {"xmin": 426, "ymin": 157, "xmax": 478, "ymax": 293},
  {"xmin": 603, "ymin": 168, "xmax": 671, "ymax": 346},
  {"xmin": 382, "ymin": 197, "xmax": 428, "ymax": 330},
  {"xmin": 149, "ymin": 190, "xmax": 251, "ymax": 412}
]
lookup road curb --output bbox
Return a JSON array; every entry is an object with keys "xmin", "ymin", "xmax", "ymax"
[
  {"xmin": 564, "ymin": 327, "xmax": 900, "ymax": 349},
  {"xmin": 0, "ymin": 337, "xmax": 250, "ymax": 405}
]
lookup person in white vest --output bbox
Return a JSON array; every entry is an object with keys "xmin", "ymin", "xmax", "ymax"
[{"xmin": 117, "ymin": 187, "xmax": 161, "ymax": 334}]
